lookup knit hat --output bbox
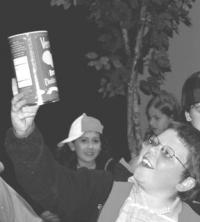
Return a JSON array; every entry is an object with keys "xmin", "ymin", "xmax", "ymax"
[
  {"xmin": 182, "ymin": 71, "xmax": 200, "ymax": 111},
  {"xmin": 57, "ymin": 113, "xmax": 104, "ymax": 147}
]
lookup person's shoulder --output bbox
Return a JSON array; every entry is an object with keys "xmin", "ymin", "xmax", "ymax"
[
  {"xmin": 179, "ymin": 202, "xmax": 200, "ymax": 221},
  {"xmin": 97, "ymin": 181, "xmax": 133, "ymax": 222}
]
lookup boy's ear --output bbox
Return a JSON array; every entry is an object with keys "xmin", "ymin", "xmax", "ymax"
[
  {"xmin": 185, "ymin": 111, "xmax": 192, "ymax": 122},
  {"xmin": 68, "ymin": 142, "xmax": 75, "ymax": 151},
  {"xmin": 176, "ymin": 177, "xmax": 196, "ymax": 192}
]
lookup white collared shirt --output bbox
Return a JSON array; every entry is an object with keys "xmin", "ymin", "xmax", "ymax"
[{"xmin": 115, "ymin": 176, "xmax": 182, "ymax": 222}]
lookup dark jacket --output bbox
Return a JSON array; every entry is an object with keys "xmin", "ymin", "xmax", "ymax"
[
  {"xmin": 56, "ymin": 144, "xmax": 117, "ymax": 171},
  {"xmin": 5, "ymin": 127, "xmax": 113, "ymax": 222}
]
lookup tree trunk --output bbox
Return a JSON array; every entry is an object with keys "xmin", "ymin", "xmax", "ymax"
[{"xmin": 127, "ymin": 4, "xmax": 147, "ymax": 156}]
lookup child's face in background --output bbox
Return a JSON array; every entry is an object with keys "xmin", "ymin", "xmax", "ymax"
[
  {"xmin": 148, "ymin": 106, "xmax": 172, "ymax": 135},
  {"xmin": 185, "ymin": 103, "xmax": 200, "ymax": 131},
  {"xmin": 72, "ymin": 131, "xmax": 102, "ymax": 165}
]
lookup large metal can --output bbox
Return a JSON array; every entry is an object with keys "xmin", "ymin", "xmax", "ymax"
[{"xmin": 8, "ymin": 30, "xmax": 59, "ymax": 105}]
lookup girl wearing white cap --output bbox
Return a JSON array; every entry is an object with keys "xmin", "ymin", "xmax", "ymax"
[{"xmin": 56, "ymin": 113, "xmax": 115, "ymax": 171}]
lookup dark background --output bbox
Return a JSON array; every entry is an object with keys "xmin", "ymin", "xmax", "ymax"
[{"xmin": 0, "ymin": 0, "xmax": 130, "ymax": 186}]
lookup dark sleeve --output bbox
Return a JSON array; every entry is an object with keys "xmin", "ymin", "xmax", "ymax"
[
  {"xmin": 107, "ymin": 160, "xmax": 133, "ymax": 181},
  {"xmin": 5, "ymin": 127, "xmax": 113, "ymax": 221},
  {"xmin": 188, "ymin": 201, "xmax": 200, "ymax": 216}
]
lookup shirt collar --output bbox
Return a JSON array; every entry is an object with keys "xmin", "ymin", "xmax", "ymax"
[{"xmin": 127, "ymin": 176, "xmax": 182, "ymax": 221}]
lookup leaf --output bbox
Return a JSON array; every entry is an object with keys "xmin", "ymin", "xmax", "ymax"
[
  {"xmin": 111, "ymin": 57, "xmax": 123, "ymax": 68},
  {"xmin": 85, "ymin": 52, "xmax": 99, "ymax": 59},
  {"xmin": 139, "ymin": 80, "xmax": 151, "ymax": 95},
  {"xmin": 50, "ymin": 0, "xmax": 72, "ymax": 8},
  {"xmin": 104, "ymin": 63, "xmax": 111, "ymax": 70},
  {"xmin": 156, "ymin": 52, "xmax": 170, "ymax": 70},
  {"xmin": 73, "ymin": 0, "xmax": 77, "ymax": 6},
  {"xmin": 148, "ymin": 60, "xmax": 160, "ymax": 76},
  {"xmin": 99, "ymin": 56, "xmax": 109, "ymax": 65},
  {"xmin": 63, "ymin": 1, "xmax": 72, "ymax": 9}
]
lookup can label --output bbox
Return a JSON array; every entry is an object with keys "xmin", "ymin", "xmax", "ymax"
[{"xmin": 8, "ymin": 30, "xmax": 59, "ymax": 105}]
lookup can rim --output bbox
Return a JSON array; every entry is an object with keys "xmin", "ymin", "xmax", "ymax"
[{"xmin": 8, "ymin": 30, "xmax": 48, "ymax": 39}]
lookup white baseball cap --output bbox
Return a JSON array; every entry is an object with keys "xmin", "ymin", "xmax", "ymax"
[{"xmin": 57, "ymin": 113, "xmax": 104, "ymax": 147}]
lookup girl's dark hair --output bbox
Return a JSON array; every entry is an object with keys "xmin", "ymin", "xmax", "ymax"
[{"xmin": 181, "ymin": 71, "xmax": 200, "ymax": 113}]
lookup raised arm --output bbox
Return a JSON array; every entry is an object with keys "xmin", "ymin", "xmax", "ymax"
[
  {"xmin": 11, "ymin": 78, "xmax": 39, "ymax": 138},
  {"xmin": 6, "ymin": 79, "xmax": 113, "ymax": 222}
]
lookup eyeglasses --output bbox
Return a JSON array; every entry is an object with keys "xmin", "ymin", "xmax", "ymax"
[{"xmin": 146, "ymin": 135, "xmax": 188, "ymax": 171}]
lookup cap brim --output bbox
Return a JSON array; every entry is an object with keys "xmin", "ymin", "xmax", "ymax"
[{"xmin": 57, "ymin": 134, "xmax": 83, "ymax": 148}]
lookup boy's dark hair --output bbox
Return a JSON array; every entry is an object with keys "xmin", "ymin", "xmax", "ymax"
[
  {"xmin": 181, "ymin": 71, "xmax": 200, "ymax": 113},
  {"xmin": 168, "ymin": 121, "xmax": 200, "ymax": 201}
]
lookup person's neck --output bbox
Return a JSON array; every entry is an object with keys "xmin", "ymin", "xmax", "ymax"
[
  {"xmin": 77, "ymin": 160, "xmax": 96, "ymax": 169},
  {"xmin": 142, "ymin": 188, "xmax": 180, "ymax": 213}
]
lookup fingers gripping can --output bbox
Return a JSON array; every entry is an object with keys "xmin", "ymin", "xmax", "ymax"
[{"xmin": 8, "ymin": 30, "xmax": 59, "ymax": 105}]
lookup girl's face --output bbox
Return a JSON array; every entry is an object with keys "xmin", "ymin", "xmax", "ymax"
[
  {"xmin": 71, "ymin": 131, "xmax": 102, "ymax": 166},
  {"xmin": 148, "ymin": 106, "xmax": 172, "ymax": 136},
  {"xmin": 185, "ymin": 103, "xmax": 200, "ymax": 131}
]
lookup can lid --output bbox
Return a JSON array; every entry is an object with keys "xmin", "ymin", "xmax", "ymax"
[{"xmin": 8, "ymin": 30, "xmax": 48, "ymax": 39}]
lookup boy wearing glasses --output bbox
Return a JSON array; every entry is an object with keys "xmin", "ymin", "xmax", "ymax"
[{"xmin": 5, "ymin": 79, "xmax": 200, "ymax": 222}]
